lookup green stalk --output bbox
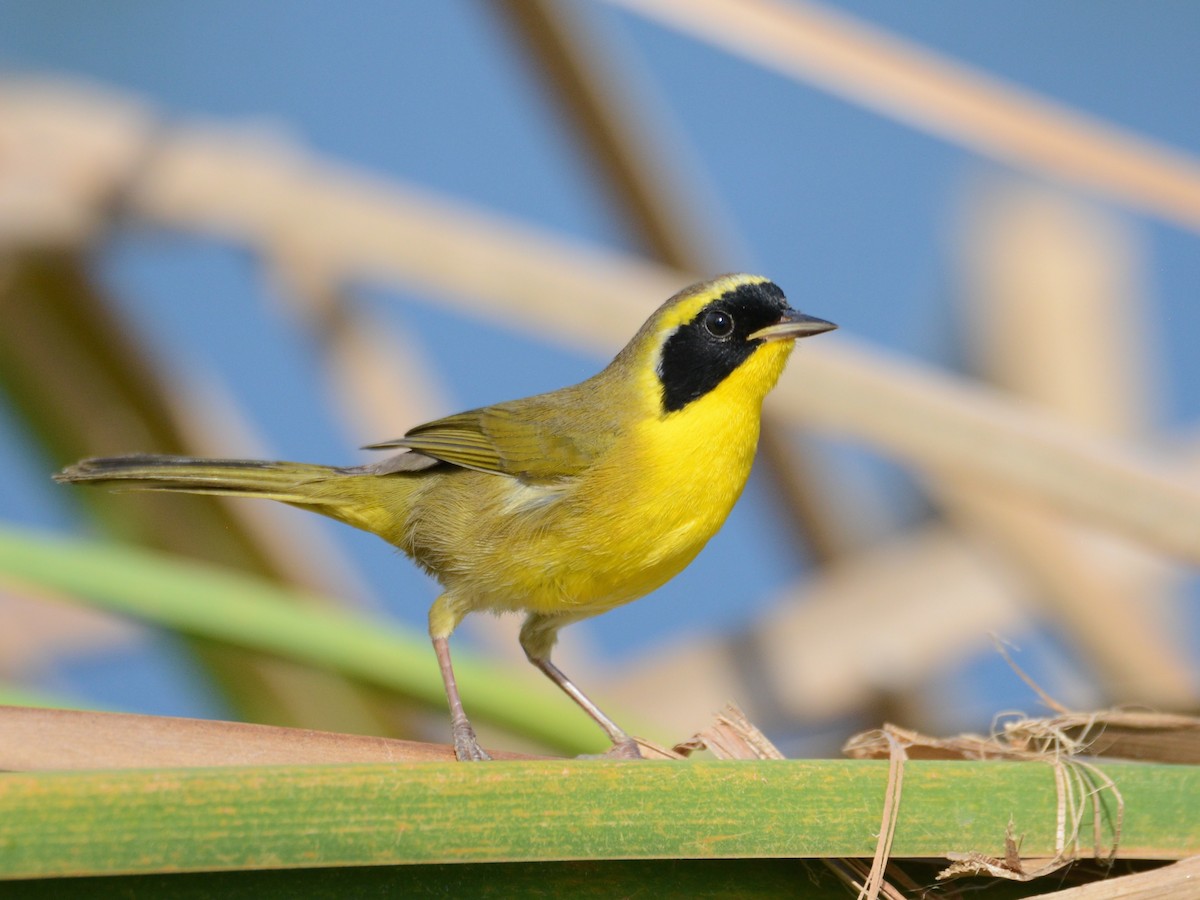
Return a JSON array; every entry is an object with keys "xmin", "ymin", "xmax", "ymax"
[{"xmin": 1, "ymin": 760, "xmax": 1193, "ymax": 879}]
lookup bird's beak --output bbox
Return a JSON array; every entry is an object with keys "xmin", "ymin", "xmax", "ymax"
[{"xmin": 748, "ymin": 311, "xmax": 838, "ymax": 342}]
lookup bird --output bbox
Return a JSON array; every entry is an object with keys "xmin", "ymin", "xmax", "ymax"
[{"xmin": 55, "ymin": 274, "xmax": 836, "ymax": 761}]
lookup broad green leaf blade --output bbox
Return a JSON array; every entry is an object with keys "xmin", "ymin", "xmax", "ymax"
[
  {"xmin": 2, "ymin": 760, "xmax": 1195, "ymax": 879},
  {"xmin": 0, "ymin": 527, "xmax": 640, "ymax": 754}
]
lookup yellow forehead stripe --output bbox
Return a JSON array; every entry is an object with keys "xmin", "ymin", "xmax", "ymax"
[{"xmin": 655, "ymin": 273, "xmax": 773, "ymax": 331}]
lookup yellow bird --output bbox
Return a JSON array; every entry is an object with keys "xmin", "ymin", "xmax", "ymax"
[{"xmin": 56, "ymin": 274, "xmax": 835, "ymax": 760}]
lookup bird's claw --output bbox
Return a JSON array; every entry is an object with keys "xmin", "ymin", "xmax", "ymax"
[
  {"xmin": 604, "ymin": 738, "xmax": 644, "ymax": 760},
  {"xmin": 452, "ymin": 720, "xmax": 492, "ymax": 762},
  {"xmin": 578, "ymin": 737, "xmax": 643, "ymax": 760}
]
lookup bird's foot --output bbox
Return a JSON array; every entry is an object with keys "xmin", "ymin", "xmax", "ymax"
[
  {"xmin": 452, "ymin": 720, "xmax": 492, "ymax": 762},
  {"xmin": 579, "ymin": 737, "xmax": 643, "ymax": 760},
  {"xmin": 605, "ymin": 738, "xmax": 644, "ymax": 760}
]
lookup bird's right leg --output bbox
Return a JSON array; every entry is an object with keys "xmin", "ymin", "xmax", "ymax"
[
  {"xmin": 520, "ymin": 612, "xmax": 642, "ymax": 759},
  {"xmin": 430, "ymin": 594, "xmax": 491, "ymax": 762}
]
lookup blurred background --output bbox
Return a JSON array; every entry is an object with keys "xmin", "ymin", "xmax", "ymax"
[{"xmin": 1, "ymin": 0, "xmax": 1198, "ymax": 757}]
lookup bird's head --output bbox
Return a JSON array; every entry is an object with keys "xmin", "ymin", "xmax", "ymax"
[{"xmin": 615, "ymin": 274, "xmax": 836, "ymax": 417}]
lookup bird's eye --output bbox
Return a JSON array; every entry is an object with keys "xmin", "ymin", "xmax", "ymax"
[{"xmin": 703, "ymin": 309, "xmax": 734, "ymax": 338}]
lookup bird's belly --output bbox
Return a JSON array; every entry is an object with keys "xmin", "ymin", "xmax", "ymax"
[{"xmin": 482, "ymin": 481, "xmax": 731, "ymax": 617}]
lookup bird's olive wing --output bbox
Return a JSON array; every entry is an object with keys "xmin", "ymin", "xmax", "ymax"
[{"xmin": 365, "ymin": 402, "xmax": 609, "ymax": 479}]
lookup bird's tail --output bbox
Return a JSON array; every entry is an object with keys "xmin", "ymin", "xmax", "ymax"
[{"xmin": 55, "ymin": 455, "xmax": 356, "ymax": 507}]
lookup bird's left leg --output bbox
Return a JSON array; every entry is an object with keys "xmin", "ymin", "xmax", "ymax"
[
  {"xmin": 430, "ymin": 594, "xmax": 491, "ymax": 762},
  {"xmin": 519, "ymin": 612, "xmax": 642, "ymax": 759}
]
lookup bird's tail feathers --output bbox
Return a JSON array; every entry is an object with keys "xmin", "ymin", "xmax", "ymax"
[{"xmin": 54, "ymin": 455, "xmax": 351, "ymax": 506}]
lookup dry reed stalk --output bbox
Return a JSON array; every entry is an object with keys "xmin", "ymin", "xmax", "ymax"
[
  {"xmin": 0, "ymin": 705, "xmax": 534, "ymax": 769},
  {"xmin": 1024, "ymin": 856, "xmax": 1200, "ymax": 900},
  {"xmin": 604, "ymin": 0, "xmax": 1200, "ymax": 231},
  {"xmin": 944, "ymin": 185, "xmax": 1193, "ymax": 707}
]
